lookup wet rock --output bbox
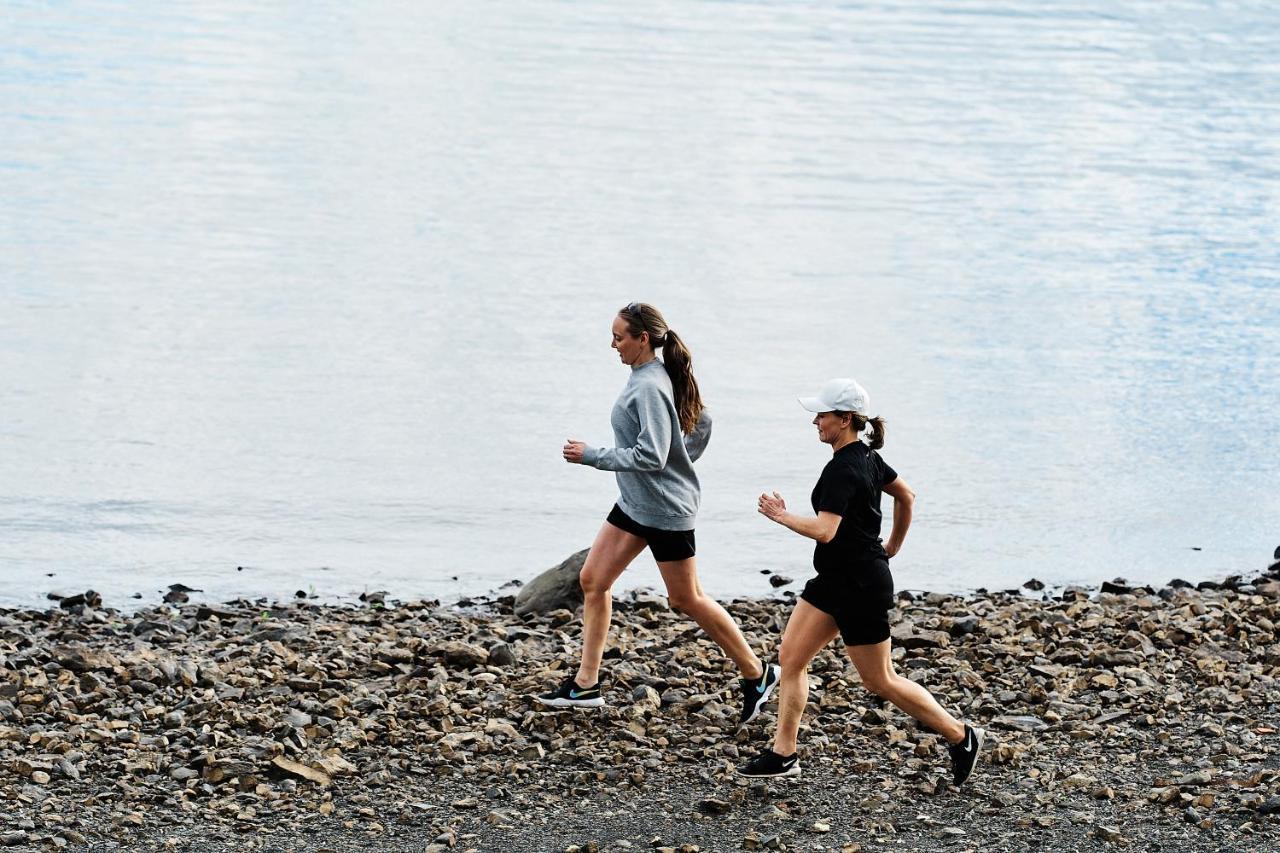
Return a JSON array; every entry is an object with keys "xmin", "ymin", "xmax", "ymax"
[
  {"xmin": 58, "ymin": 590, "xmax": 102, "ymax": 609},
  {"xmin": 514, "ymin": 548, "xmax": 588, "ymax": 615},
  {"xmin": 768, "ymin": 575, "xmax": 793, "ymax": 588}
]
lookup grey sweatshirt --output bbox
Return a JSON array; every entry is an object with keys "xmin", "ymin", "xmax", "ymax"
[{"xmin": 581, "ymin": 358, "xmax": 712, "ymax": 531}]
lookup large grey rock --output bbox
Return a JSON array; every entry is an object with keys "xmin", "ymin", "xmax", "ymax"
[{"xmin": 514, "ymin": 548, "xmax": 589, "ymax": 616}]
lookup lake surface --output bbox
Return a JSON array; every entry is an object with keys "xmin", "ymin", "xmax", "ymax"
[{"xmin": 3, "ymin": 0, "xmax": 1278, "ymax": 610}]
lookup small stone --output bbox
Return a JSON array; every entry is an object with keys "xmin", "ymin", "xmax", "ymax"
[
  {"xmin": 768, "ymin": 575, "xmax": 793, "ymax": 588},
  {"xmin": 991, "ymin": 715, "xmax": 1049, "ymax": 732},
  {"xmin": 1093, "ymin": 826, "xmax": 1124, "ymax": 844},
  {"xmin": 1170, "ymin": 769, "xmax": 1213, "ymax": 787},
  {"xmin": 30, "ymin": 771, "xmax": 50, "ymax": 785},
  {"xmin": 697, "ymin": 798, "xmax": 730, "ymax": 815},
  {"xmin": 810, "ymin": 821, "xmax": 831, "ymax": 833},
  {"xmin": 487, "ymin": 642, "xmax": 517, "ymax": 666},
  {"xmin": 440, "ymin": 641, "xmax": 488, "ymax": 668},
  {"xmin": 270, "ymin": 756, "xmax": 331, "ymax": 786}
]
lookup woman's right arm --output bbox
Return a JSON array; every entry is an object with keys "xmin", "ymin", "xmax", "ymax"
[
  {"xmin": 758, "ymin": 491, "xmax": 842, "ymax": 543},
  {"xmin": 575, "ymin": 388, "xmax": 671, "ymax": 472}
]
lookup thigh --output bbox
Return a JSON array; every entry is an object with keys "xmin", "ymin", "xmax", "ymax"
[
  {"xmin": 844, "ymin": 639, "xmax": 894, "ymax": 684},
  {"xmin": 582, "ymin": 519, "xmax": 647, "ymax": 590},
  {"xmin": 656, "ymin": 556, "xmax": 702, "ymax": 600},
  {"xmin": 779, "ymin": 598, "xmax": 840, "ymax": 669}
]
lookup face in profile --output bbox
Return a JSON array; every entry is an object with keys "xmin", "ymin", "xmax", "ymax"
[
  {"xmin": 611, "ymin": 314, "xmax": 650, "ymax": 366},
  {"xmin": 812, "ymin": 411, "xmax": 850, "ymax": 445}
]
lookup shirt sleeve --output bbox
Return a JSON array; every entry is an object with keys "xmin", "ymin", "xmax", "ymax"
[
  {"xmin": 813, "ymin": 464, "xmax": 854, "ymax": 516},
  {"xmin": 880, "ymin": 457, "xmax": 898, "ymax": 488},
  {"xmin": 581, "ymin": 385, "xmax": 672, "ymax": 473},
  {"xmin": 682, "ymin": 409, "xmax": 712, "ymax": 462}
]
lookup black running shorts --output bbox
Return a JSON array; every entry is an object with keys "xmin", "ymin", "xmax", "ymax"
[
  {"xmin": 606, "ymin": 504, "xmax": 696, "ymax": 563},
  {"xmin": 800, "ymin": 558, "xmax": 894, "ymax": 646}
]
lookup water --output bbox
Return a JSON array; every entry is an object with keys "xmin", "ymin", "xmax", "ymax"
[{"xmin": 3, "ymin": 0, "xmax": 1278, "ymax": 610}]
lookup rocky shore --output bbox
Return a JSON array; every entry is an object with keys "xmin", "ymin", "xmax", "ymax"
[{"xmin": 3, "ymin": 562, "xmax": 1279, "ymax": 852}]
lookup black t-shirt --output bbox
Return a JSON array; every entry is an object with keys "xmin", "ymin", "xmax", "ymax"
[{"xmin": 809, "ymin": 442, "xmax": 898, "ymax": 574}]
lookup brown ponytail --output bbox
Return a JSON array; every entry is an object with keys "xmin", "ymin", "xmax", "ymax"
[
  {"xmin": 851, "ymin": 413, "xmax": 886, "ymax": 449},
  {"xmin": 618, "ymin": 303, "xmax": 705, "ymax": 434}
]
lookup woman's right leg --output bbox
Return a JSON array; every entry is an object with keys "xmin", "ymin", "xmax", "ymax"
[
  {"xmin": 575, "ymin": 521, "xmax": 647, "ymax": 686},
  {"xmin": 772, "ymin": 599, "xmax": 840, "ymax": 755}
]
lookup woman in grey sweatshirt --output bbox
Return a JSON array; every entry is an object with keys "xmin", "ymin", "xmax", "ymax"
[{"xmin": 537, "ymin": 303, "xmax": 780, "ymax": 726}]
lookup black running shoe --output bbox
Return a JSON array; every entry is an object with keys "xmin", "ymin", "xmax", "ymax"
[
  {"xmin": 737, "ymin": 748, "xmax": 800, "ymax": 778},
  {"xmin": 948, "ymin": 724, "xmax": 984, "ymax": 786},
  {"xmin": 738, "ymin": 663, "xmax": 781, "ymax": 725},
  {"xmin": 535, "ymin": 676, "xmax": 604, "ymax": 708}
]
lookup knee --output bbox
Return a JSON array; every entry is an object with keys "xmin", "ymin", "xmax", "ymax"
[
  {"xmin": 861, "ymin": 673, "xmax": 896, "ymax": 699},
  {"xmin": 666, "ymin": 590, "xmax": 700, "ymax": 615},
  {"xmin": 777, "ymin": 644, "xmax": 811, "ymax": 675},
  {"xmin": 579, "ymin": 567, "xmax": 611, "ymax": 598}
]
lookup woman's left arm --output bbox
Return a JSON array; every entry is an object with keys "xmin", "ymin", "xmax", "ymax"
[{"xmin": 882, "ymin": 476, "xmax": 915, "ymax": 557}]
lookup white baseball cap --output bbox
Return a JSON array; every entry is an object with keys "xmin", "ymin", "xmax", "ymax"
[{"xmin": 798, "ymin": 378, "xmax": 871, "ymax": 414}]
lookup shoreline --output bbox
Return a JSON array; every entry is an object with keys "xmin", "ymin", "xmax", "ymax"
[
  {"xmin": 2, "ymin": 568, "xmax": 1278, "ymax": 851},
  {"xmin": 17, "ymin": 555, "xmax": 1274, "ymax": 620}
]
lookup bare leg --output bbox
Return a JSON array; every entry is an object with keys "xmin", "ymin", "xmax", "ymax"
[
  {"xmin": 575, "ymin": 522, "xmax": 646, "ymax": 687},
  {"xmin": 845, "ymin": 640, "xmax": 965, "ymax": 744},
  {"xmin": 659, "ymin": 558, "xmax": 764, "ymax": 680},
  {"xmin": 771, "ymin": 599, "xmax": 839, "ymax": 755}
]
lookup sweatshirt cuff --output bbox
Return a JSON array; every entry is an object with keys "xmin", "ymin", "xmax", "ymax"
[{"xmin": 580, "ymin": 446, "xmax": 600, "ymax": 467}]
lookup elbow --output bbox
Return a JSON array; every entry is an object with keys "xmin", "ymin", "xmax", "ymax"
[
  {"xmin": 817, "ymin": 527, "xmax": 838, "ymax": 545},
  {"xmin": 633, "ymin": 454, "xmax": 664, "ymax": 472}
]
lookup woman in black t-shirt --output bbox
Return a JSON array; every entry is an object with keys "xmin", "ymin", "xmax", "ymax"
[{"xmin": 737, "ymin": 378, "xmax": 984, "ymax": 786}]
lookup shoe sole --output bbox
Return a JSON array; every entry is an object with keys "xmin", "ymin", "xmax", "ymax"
[
  {"xmin": 735, "ymin": 763, "xmax": 801, "ymax": 779},
  {"xmin": 534, "ymin": 696, "xmax": 605, "ymax": 708},
  {"xmin": 740, "ymin": 663, "xmax": 782, "ymax": 725},
  {"xmin": 954, "ymin": 727, "xmax": 985, "ymax": 786}
]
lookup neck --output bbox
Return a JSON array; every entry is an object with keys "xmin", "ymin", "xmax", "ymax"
[
  {"xmin": 632, "ymin": 352, "xmax": 657, "ymax": 368},
  {"xmin": 831, "ymin": 432, "xmax": 858, "ymax": 452}
]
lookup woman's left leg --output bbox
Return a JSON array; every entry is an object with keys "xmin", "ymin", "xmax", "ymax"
[
  {"xmin": 658, "ymin": 558, "xmax": 762, "ymax": 679},
  {"xmin": 845, "ymin": 640, "xmax": 965, "ymax": 743}
]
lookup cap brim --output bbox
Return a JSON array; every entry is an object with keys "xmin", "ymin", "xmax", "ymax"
[{"xmin": 797, "ymin": 396, "xmax": 827, "ymax": 412}]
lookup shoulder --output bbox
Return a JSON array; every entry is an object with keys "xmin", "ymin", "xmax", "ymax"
[
  {"xmin": 632, "ymin": 367, "xmax": 674, "ymax": 398},
  {"xmin": 870, "ymin": 449, "xmax": 894, "ymax": 468}
]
